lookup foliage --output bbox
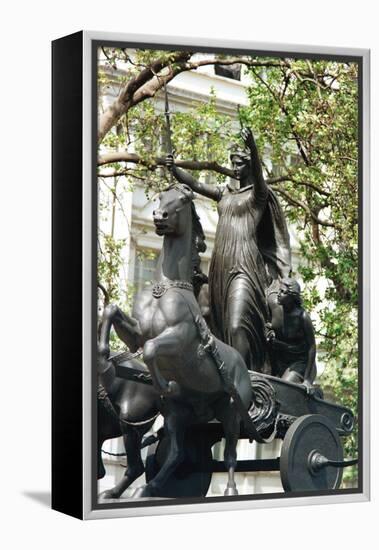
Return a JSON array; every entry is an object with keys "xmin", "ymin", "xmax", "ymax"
[
  {"xmin": 97, "ymin": 50, "xmax": 359, "ymax": 484},
  {"xmin": 240, "ymin": 58, "xmax": 359, "ymax": 482},
  {"xmin": 97, "ymin": 233, "xmax": 126, "ymax": 304}
]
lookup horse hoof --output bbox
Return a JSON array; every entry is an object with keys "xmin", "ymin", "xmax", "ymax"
[
  {"xmin": 132, "ymin": 485, "xmax": 154, "ymax": 498},
  {"xmin": 224, "ymin": 485, "xmax": 238, "ymax": 496},
  {"xmin": 100, "ymin": 489, "xmax": 119, "ymax": 500}
]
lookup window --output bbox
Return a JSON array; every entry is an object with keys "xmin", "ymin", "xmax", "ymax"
[
  {"xmin": 133, "ymin": 249, "xmax": 158, "ymax": 292},
  {"xmin": 214, "ymin": 63, "xmax": 241, "ymax": 81}
]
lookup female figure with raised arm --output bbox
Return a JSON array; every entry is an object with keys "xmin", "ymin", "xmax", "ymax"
[{"xmin": 166, "ymin": 128, "xmax": 291, "ymax": 372}]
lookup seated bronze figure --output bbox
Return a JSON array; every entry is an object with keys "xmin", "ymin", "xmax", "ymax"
[{"xmin": 266, "ymin": 278, "xmax": 317, "ymax": 390}]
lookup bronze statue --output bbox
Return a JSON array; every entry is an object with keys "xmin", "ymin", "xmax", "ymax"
[
  {"xmin": 95, "ymin": 103, "xmax": 359, "ymax": 499},
  {"xmin": 165, "ymin": 128, "xmax": 291, "ymax": 372},
  {"xmin": 265, "ymin": 278, "xmax": 317, "ymax": 390},
  {"xmin": 97, "ymin": 186, "xmax": 357, "ymax": 499},
  {"xmin": 98, "ymin": 184, "xmax": 261, "ymax": 497}
]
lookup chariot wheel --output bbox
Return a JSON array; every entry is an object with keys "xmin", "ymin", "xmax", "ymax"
[
  {"xmin": 145, "ymin": 431, "xmax": 213, "ymax": 498},
  {"xmin": 280, "ymin": 414, "xmax": 344, "ymax": 492}
]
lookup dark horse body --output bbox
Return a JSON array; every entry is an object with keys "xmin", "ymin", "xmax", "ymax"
[
  {"xmin": 97, "ymin": 350, "xmax": 160, "ymax": 499},
  {"xmin": 99, "ymin": 184, "xmax": 253, "ymax": 497}
]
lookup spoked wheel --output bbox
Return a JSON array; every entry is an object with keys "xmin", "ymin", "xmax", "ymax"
[
  {"xmin": 145, "ymin": 430, "xmax": 214, "ymax": 498},
  {"xmin": 280, "ymin": 414, "xmax": 344, "ymax": 492}
]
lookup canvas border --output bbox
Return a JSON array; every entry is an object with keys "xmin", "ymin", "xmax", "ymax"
[{"xmin": 81, "ymin": 31, "xmax": 370, "ymax": 520}]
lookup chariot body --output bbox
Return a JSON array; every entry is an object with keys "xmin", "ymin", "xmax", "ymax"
[{"xmin": 107, "ymin": 354, "xmax": 356, "ymax": 497}]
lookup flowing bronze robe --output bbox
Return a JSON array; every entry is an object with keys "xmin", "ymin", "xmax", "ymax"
[{"xmin": 209, "ymin": 183, "xmax": 291, "ymax": 371}]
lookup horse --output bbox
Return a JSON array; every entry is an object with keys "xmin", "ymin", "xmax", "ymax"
[
  {"xmin": 97, "ymin": 333, "xmax": 160, "ymax": 499},
  {"xmin": 99, "ymin": 183, "xmax": 255, "ymax": 498}
]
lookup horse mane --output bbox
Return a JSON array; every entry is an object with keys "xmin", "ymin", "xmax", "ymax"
[
  {"xmin": 166, "ymin": 183, "xmax": 208, "ymax": 295},
  {"xmin": 189, "ymin": 196, "xmax": 208, "ymax": 296},
  {"xmin": 190, "ymin": 201, "xmax": 206, "ymax": 256}
]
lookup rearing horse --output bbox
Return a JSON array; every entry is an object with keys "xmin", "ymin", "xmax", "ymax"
[{"xmin": 99, "ymin": 184, "xmax": 254, "ymax": 497}]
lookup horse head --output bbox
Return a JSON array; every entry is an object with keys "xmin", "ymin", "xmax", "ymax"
[{"xmin": 153, "ymin": 184, "xmax": 193, "ymax": 237}]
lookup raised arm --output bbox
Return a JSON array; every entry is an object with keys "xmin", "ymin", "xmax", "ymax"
[
  {"xmin": 165, "ymin": 155, "xmax": 222, "ymax": 202},
  {"xmin": 241, "ymin": 128, "xmax": 268, "ymax": 204}
]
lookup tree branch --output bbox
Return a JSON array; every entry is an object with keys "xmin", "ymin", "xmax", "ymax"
[
  {"xmin": 267, "ymin": 175, "xmax": 330, "ymax": 197},
  {"xmin": 98, "ymin": 51, "xmax": 192, "ymax": 142},
  {"xmin": 250, "ymin": 66, "xmax": 312, "ymax": 166},
  {"xmin": 99, "ymin": 153, "xmax": 334, "ymax": 196},
  {"xmin": 187, "ymin": 57, "xmax": 285, "ymax": 71},
  {"xmin": 98, "ymin": 54, "xmax": 288, "ymax": 143},
  {"xmin": 98, "ymin": 152, "xmax": 235, "ymax": 178},
  {"xmin": 271, "ymin": 185, "xmax": 334, "ymax": 227}
]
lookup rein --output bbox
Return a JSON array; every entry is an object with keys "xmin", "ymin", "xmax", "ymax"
[{"xmin": 97, "ymin": 384, "xmax": 159, "ymax": 427}]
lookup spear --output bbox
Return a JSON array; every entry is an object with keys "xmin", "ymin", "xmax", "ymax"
[
  {"xmin": 237, "ymin": 103, "xmax": 246, "ymax": 136},
  {"xmin": 164, "ymin": 81, "xmax": 174, "ymax": 183}
]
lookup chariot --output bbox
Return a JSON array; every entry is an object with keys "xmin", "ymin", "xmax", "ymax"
[
  {"xmin": 111, "ymin": 358, "xmax": 357, "ymax": 498},
  {"xmin": 98, "ymin": 179, "xmax": 357, "ymax": 501}
]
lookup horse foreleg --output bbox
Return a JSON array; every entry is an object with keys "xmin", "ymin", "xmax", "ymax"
[
  {"xmin": 112, "ymin": 307, "xmax": 142, "ymax": 353},
  {"xmin": 133, "ymin": 404, "xmax": 190, "ymax": 498},
  {"xmin": 98, "ymin": 304, "xmax": 121, "ymax": 392},
  {"xmin": 217, "ymin": 401, "xmax": 240, "ymax": 496},
  {"xmin": 99, "ymin": 304, "xmax": 142, "ymax": 361},
  {"xmin": 98, "ymin": 304, "xmax": 142, "ymax": 391},
  {"xmin": 97, "ymin": 437, "xmax": 106, "ymax": 480},
  {"xmin": 143, "ymin": 328, "xmax": 184, "ymax": 397},
  {"xmin": 102, "ymin": 427, "xmax": 145, "ymax": 499},
  {"xmin": 98, "ymin": 304, "xmax": 118, "ymax": 371}
]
